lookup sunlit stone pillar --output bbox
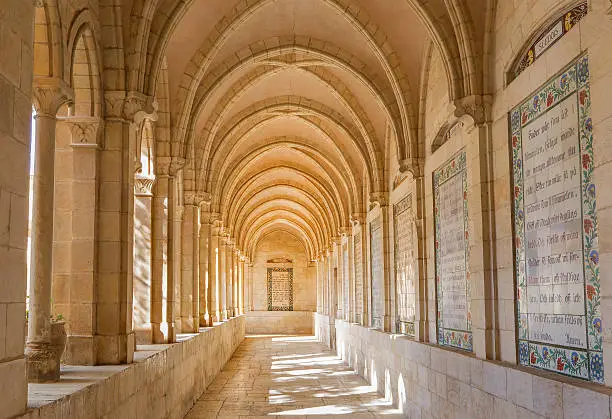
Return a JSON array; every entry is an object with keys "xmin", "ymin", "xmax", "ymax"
[
  {"xmin": 225, "ymin": 240, "xmax": 234, "ymax": 317},
  {"xmin": 133, "ymin": 175, "xmax": 154, "ymax": 344},
  {"xmin": 232, "ymin": 249, "xmax": 239, "ymax": 316},
  {"xmin": 27, "ymin": 78, "xmax": 73, "ymax": 382},
  {"xmin": 207, "ymin": 219, "xmax": 222, "ymax": 324},
  {"xmin": 247, "ymin": 261, "xmax": 254, "ymax": 312},
  {"xmin": 218, "ymin": 235, "xmax": 228, "ymax": 320},
  {"xmin": 238, "ymin": 256, "xmax": 245, "ymax": 315},
  {"xmin": 198, "ymin": 209, "xmax": 214, "ymax": 326},
  {"xmin": 151, "ymin": 156, "xmax": 184, "ymax": 343},
  {"xmin": 181, "ymin": 192, "xmax": 200, "ymax": 333}
]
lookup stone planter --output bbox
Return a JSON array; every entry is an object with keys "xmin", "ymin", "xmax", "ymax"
[{"xmin": 50, "ymin": 321, "xmax": 67, "ymax": 361}]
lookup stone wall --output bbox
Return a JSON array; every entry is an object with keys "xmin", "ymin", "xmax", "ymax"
[
  {"xmin": 0, "ymin": 0, "xmax": 34, "ymax": 417},
  {"xmin": 16, "ymin": 316, "xmax": 245, "ymax": 419},
  {"xmin": 246, "ymin": 311, "xmax": 313, "ymax": 334},
  {"xmin": 335, "ymin": 319, "xmax": 612, "ymax": 418}
]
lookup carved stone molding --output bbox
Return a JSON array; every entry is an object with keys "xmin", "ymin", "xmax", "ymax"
[
  {"xmin": 350, "ymin": 213, "xmax": 366, "ymax": 226},
  {"xmin": 338, "ymin": 226, "xmax": 352, "ymax": 237},
  {"xmin": 399, "ymin": 157, "xmax": 424, "ymax": 178},
  {"xmin": 157, "ymin": 156, "xmax": 186, "ymax": 176},
  {"xmin": 60, "ymin": 117, "xmax": 104, "ymax": 148},
  {"xmin": 33, "ymin": 77, "xmax": 74, "ymax": 117},
  {"xmin": 201, "ymin": 212, "xmax": 221, "ymax": 225},
  {"xmin": 453, "ymin": 95, "xmax": 491, "ymax": 128},
  {"xmin": 369, "ymin": 192, "xmax": 388, "ymax": 207},
  {"xmin": 184, "ymin": 191, "xmax": 212, "ymax": 206},
  {"xmin": 134, "ymin": 175, "xmax": 155, "ymax": 196},
  {"xmin": 104, "ymin": 91, "xmax": 157, "ymax": 122}
]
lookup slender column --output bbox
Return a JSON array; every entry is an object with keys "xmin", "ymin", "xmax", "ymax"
[
  {"xmin": 181, "ymin": 193, "xmax": 200, "ymax": 333},
  {"xmin": 151, "ymin": 156, "xmax": 184, "ymax": 343},
  {"xmin": 207, "ymin": 219, "xmax": 222, "ymax": 324},
  {"xmin": 233, "ymin": 250, "xmax": 239, "ymax": 316},
  {"xmin": 26, "ymin": 79, "xmax": 73, "ymax": 382},
  {"xmin": 225, "ymin": 241, "xmax": 234, "ymax": 317},
  {"xmin": 218, "ymin": 235, "xmax": 227, "ymax": 320},
  {"xmin": 133, "ymin": 174, "xmax": 154, "ymax": 345},
  {"xmin": 247, "ymin": 262, "xmax": 254, "ymax": 312},
  {"xmin": 198, "ymin": 210, "xmax": 213, "ymax": 326}
]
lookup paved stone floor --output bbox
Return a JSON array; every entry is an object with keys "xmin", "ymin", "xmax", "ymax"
[{"xmin": 185, "ymin": 335, "xmax": 403, "ymax": 418}]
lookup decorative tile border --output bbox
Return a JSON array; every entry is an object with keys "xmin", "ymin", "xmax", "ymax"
[
  {"xmin": 267, "ymin": 267, "xmax": 294, "ymax": 311},
  {"xmin": 434, "ymin": 151, "xmax": 472, "ymax": 351},
  {"xmin": 511, "ymin": 54, "xmax": 603, "ymax": 383}
]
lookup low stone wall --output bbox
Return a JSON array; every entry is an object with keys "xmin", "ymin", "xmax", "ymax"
[
  {"xmin": 246, "ymin": 311, "xmax": 313, "ymax": 334},
  {"xmin": 335, "ymin": 319, "xmax": 612, "ymax": 418},
  {"xmin": 17, "ymin": 316, "xmax": 246, "ymax": 419}
]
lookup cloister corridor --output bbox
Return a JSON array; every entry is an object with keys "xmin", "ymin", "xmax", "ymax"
[{"xmin": 185, "ymin": 335, "xmax": 402, "ymax": 419}]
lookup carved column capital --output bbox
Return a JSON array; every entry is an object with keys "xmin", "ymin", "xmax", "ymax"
[
  {"xmin": 157, "ymin": 156, "xmax": 186, "ymax": 176},
  {"xmin": 134, "ymin": 175, "xmax": 155, "ymax": 196},
  {"xmin": 185, "ymin": 191, "xmax": 212, "ymax": 206},
  {"xmin": 33, "ymin": 77, "xmax": 74, "ymax": 117},
  {"xmin": 201, "ymin": 211, "xmax": 221, "ymax": 225},
  {"xmin": 399, "ymin": 158, "xmax": 423, "ymax": 177},
  {"xmin": 338, "ymin": 226, "xmax": 352, "ymax": 237},
  {"xmin": 350, "ymin": 213, "xmax": 365, "ymax": 226},
  {"xmin": 369, "ymin": 192, "xmax": 388, "ymax": 207},
  {"xmin": 453, "ymin": 95, "xmax": 492, "ymax": 128},
  {"xmin": 59, "ymin": 116, "xmax": 104, "ymax": 148}
]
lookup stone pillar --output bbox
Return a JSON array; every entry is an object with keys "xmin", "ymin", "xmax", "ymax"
[
  {"xmin": 232, "ymin": 249, "xmax": 239, "ymax": 316},
  {"xmin": 198, "ymin": 210, "xmax": 212, "ymax": 326},
  {"xmin": 181, "ymin": 194, "xmax": 198, "ymax": 333},
  {"xmin": 54, "ymin": 117, "xmax": 104, "ymax": 363},
  {"xmin": 133, "ymin": 175, "xmax": 154, "ymax": 344},
  {"xmin": 218, "ymin": 235, "xmax": 227, "ymax": 320},
  {"xmin": 207, "ymin": 219, "xmax": 221, "ymax": 324},
  {"xmin": 26, "ymin": 78, "xmax": 73, "ymax": 382},
  {"xmin": 238, "ymin": 257, "xmax": 245, "ymax": 315},
  {"xmin": 173, "ymin": 194, "xmax": 183, "ymax": 334},
  {"xmin": 247, "ymin": 262, "xmax": 254, "ymax": 312},
  {"xmin": 225, "ymin": 240, "xmax": 234, "ymax": 317},
  {"xmin": 151, "ymin": 156, "xmax": 184, "ymax": 343}
]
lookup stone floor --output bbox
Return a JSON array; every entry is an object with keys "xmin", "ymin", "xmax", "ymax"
[{"xmin": 185, "ymin": 335, "xmax": 403, "ymax": 418}]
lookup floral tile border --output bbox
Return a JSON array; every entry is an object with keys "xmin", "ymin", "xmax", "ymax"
[{"xmin": 511, "ymin": 54, "xmax": 603, "ymax": 383}]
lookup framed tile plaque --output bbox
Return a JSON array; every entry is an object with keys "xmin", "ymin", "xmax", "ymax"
[
  {"xmin": 267, "ymin": 268, "xmax": 294, "ymax": 311},
  {"xmin": 511, "ymin": 54, "xmax": 603, "ymax": 382},
  {"xmin": 370, "ymin": 217, "xmax": 384, "ymax": 330},
  {"xmin": 394, "ymin": 195, "xmax": 416, "ymax": 336},
  {"xmin": 354, "ymin": 231, "xmax": 363, "ymax": 324},
  {"xmin": 434, "ymin": 151, "xmax": 471, "ymax": 351}
]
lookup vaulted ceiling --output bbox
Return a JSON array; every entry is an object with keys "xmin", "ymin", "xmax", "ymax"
[{"xmin": 127, "ymin": 0, "xmax": 490, "ymax": 261}]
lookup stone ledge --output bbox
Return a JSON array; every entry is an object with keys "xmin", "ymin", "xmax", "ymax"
[{"xmin": 15, "ymin": 316, "xmax": 246, "ymax": 419}]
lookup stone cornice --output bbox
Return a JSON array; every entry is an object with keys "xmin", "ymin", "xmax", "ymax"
[{"xmin": 33, "ymin": 77, "xmax": 74, "ymax": 117}]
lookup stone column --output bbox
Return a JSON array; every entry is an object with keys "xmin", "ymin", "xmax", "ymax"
[
  {"xmin": 208, "ymin": 219, "xmax": 222, "ymax": 324},
  {"xmin": 181, "ymin": 192, "xmax": 201, "ymax": 333},
  {"xmin": 26, "ymin": 78, "xmax": 73, "ymax": 382},
  {"xmin": 151, "ymin": 156, "xmax": 184, "ymax": 343},
  {"xmin": 233, "ymin": 249, "xmax": 239, "ymax": 316},
  {"xmin": 238, "ymin": 257, "xmax": 245, "ymax": 315},
  {"xmin": 247, "ymin": 262, "xmax": 254, "ymax": 312},
  {"xmin": 198, "ymin": 209, "xmax": 212, "ymax": 326},
  {"xmin": 225, "ymin": 240, "xmax": 234, "ymax": 317},
  {"xmin": 218, "ymin": 235, "xmax": 227, "ymax": 320},
  {"xmin": 133, "ymin": 175, "xmax": 154, "ymax": 344}
]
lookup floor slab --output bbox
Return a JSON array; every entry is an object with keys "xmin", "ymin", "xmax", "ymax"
[{"xmin": 185, "ymin": 335, "xmax": 404, "ymax": 418}]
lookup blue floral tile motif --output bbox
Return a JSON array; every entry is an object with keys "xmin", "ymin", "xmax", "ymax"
[{"xmin": 511, "ymin": 54, "xmax": 603, "ymax": 383}]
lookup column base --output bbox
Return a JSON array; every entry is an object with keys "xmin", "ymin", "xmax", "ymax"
[
  {"xmin": 26, "ymin": 341, "xmax": 60, "ymax": 383},
  {"xmin": 63, "ymin": 335, "xmax": 96, "ymax": 365},
  {"xmin": 134, "ymin": 323, "xmax": 153, "ymax": 345},
  {"xmin": 94, "ymin": 332, "xmax": 135, "ymax": 364},
  {"xmin": 152, "ymin": 321, "xmax": 176, "ymax": 343}
]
